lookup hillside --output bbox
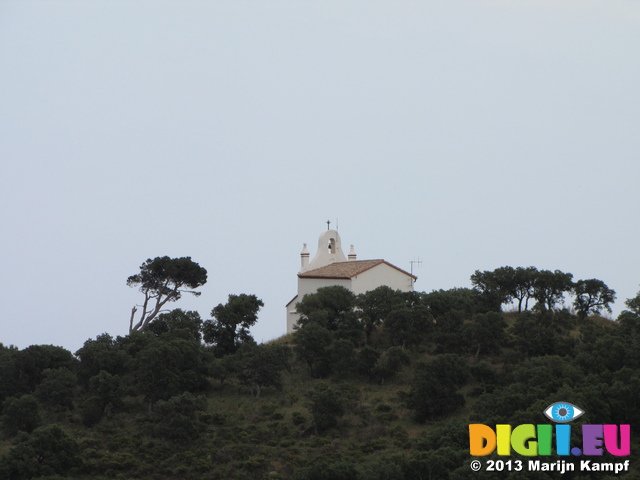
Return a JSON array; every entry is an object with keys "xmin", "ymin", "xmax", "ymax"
[{"xmin": 0, "ymin": 284, "xmax": 638, "ymax": 479}]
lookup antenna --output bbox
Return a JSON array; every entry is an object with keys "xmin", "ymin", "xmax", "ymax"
[
  {"xmin": 326, "ymin": 220, "xmax": 331, "ymax": 230},
  {"xmin": 336, "ymin": 218, "xmax": 339, "ymax": 231},
  {"xmin": 410, "ymin": 257, "xmax": 422, "ymax": 286}
]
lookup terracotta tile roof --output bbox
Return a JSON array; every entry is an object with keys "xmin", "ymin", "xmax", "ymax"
[{"xmin": 298, "ymin": 259, "xmax": 416, "ymax": 280}]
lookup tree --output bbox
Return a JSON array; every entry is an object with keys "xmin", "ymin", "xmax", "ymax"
[
  {"xmin": 152, "ymin": 392, "xmax": 208, "ymax": 442},
  {"xmin": 236, "ymin": 344, "xmax": 291, "ymax": 397},
  {"xmin": 0, "ymin": 424, "xmax": 80, "ymax": 479},
  {"xmin": 618, "ymin": 288, "xmax": 640, "ymax": 341},
  {"xmin": 127, "ymin": 256, "xmax": 207, "ymax": 332},
  {"xmin": 296, "ymin": 286, "xmax": 357, "ymax": 332},
  {"xmin": 383, "ymin": 346, "xmax": 410, "ymax": 372},
  {"xmin": 618, "ymin": 288, "xmax": 640, "ymax": 350},
  {"xmin": 382, "ymin": 291, "xmax": 432, "ymax": 348},
  {"xmin": 307, "ymin": 385, "xmax": 345, "ymax": 433},
  {"xmin": 471, "ymin": 266, "xmax": 539, "ymax": 312},
  {"xmin": 134, "ymin": 336, "xmax": 208, "ymax": 407},
  {"xmin": 294, "ymin": 322, "xmax": 333, "ymax": 377},
  {"xmin": 470, "ymin": 268, "xmax": 511, "ymax": 311},
  {"xmin": 422, "ymin": 288, "xmax": 478, "ymax": 318},
  {"xmin": 406, "ymin": 355, "xmax": 468, "ymax": 422},
  {"xmin": 510, "ymin": 312, "xmax": 557, "ymax": 358},
  {"xmin": 81, "ymin": 370, "xmax": 123, "ymax": 426},
  {"xmin": 355, "ymin": 345, "xmax": 380, "ymax": 381},
  {"xmin": 147, "ymin": 309, "xmax": 203, "ymax": 342},
  {"xmin": 572, "ymin": 279, "xmax": 616, "ymax": 318},
  {"xmin": 432, "ymin": 309, "xmax": 467, "ymax": 354},
  {"xmin": 14, "ymin": 345, "xmax": 77, "ymax": 394},
  {"xmin": 202, "ymin": 294, "xmax": 263, "ymax": 357},
  {"xmin": 327, "ymin": 339, "xmax": 356, "ymax": 374},
  {"xmin": 532, "ymin": 269, "xmax": 573, "ymax": 311},
  {"xmin": 75, "ymin": 333, "xmax": 130, "ymax": 386},
  {"xmin": 462, "ymin": 311, "xmax": 507, "ymax": 360},
  {"xmin": 1, "ymin": 395, "xmax": 41, "ymax": 437},
  {"xmin": 511, "ymin": 266, "xmax": 538, "ymax": 312},
  {"xmin": 372, "ymin": 346, "xmax": 411, "ymax": 384},
  {"xmin": 0, "ymin": 345, "xmax": 19, "ymax": 406},
  {"xmin": 34, "ymin": 368, "xmax": 77, "ymax": 411},
  {"xmin": 623, "ymin": 287, "xmax": 640, "ymax": 316},
  {"xmin": 510, "ymin": 310, "xmax": 575, "ymax": 360},
  {"xmin": 357, "ymin": 286, "xmax": 404, "ymax": 344},
  {"xmin": 90, "ymin": 370, "xmax": 122, "ymax": 410},
  {"xmin": 210, "ymin": 354, "xmax": 238, "ymax": 388}
]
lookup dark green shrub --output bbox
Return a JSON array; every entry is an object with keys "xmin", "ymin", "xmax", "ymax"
[
  {"xmin": 291, "ymin": 411, "xmax": 306, "ymax": 426},
  {"xmin": 34, "ymin": 368, "xmax": 76, "ymax": 410},
  {"xmin": 293, "ymin": 460, "xmax": 358, "ymax": 480},
  {"xmin": 307, "ymin": 385, "xmax": 345, "ymax": 433},
  {"xmin": 0, "ymin": 424, "xmax": 80, "ymax": 479},
  {"xmin": 1, "ymin": 395, "xmax": 41, "ymax": 436},
  {"xmin": 152, "ymin": 392, "xmax": 208, "ymax": 442}
]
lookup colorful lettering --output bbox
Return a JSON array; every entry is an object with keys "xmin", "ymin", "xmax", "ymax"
[
  {"xmin": 603, "ymin": 425, "xmax": 630, "ymax": 456},
  {"xmin": 468, "ymin": 423, "xmax": 630, "ymax": 457},
  {"xmin": 469, "ymin": 424, "xmax": 496, "ymax": 456}
]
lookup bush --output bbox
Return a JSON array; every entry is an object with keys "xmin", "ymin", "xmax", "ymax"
[
  {"xmin": 308, "ymin": 386, "xmax": 345, "ymax": 433},
  {"xmin": 81, "ymin": 396, "xmax": 104, "ymax": 427},
  {"xmin": 34, "ymin": 368, "xmax": 76, "ymax": 410},
  {"xmin": 291, "ymin": 411, "xmax": 306, "ymax": 426},
  {"xmin": 1, "ymin": 395, "xmax": 41, "ymax": 437},
  {"xmin": 406, "ymin": 356, "xmax": 468, "ymax": 422},
  {"xmin": 152, "ymin": 392, "xmax": 208, "ymax": 442},
  {"xmin": 293, "ymin": 460, "xmax": 358, "ymax": 480},
  {"xmin": 0, "ymin": 424, "xmax": 81, "ymax": 479},
  {"xmin": 356, "ymin": 346, "xmax": 380, "ymax": 380}
]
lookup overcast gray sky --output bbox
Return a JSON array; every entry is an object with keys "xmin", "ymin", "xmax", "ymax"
[{"xmin": 1, "ymin": 1, "xmax": 639, "ymax": 353}]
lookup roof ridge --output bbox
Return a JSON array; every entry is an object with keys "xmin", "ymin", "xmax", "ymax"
[{"xmin": 298, "ymin": 258, "xmax": 415, "ymax": 280}]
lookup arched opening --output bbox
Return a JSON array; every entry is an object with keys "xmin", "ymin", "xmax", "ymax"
[{"xmin": 328, "ymin": 238, "xmax": 336, "ymax": 254}]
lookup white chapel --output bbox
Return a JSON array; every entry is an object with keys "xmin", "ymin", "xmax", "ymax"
[{"xmin": 286, "ymin": 227, "xmax": 417, "ymax": 333}]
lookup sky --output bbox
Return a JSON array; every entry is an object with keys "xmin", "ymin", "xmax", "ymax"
[{"xmin": 1, "ymin": 1, "xmax": 639, "ymax": 354}]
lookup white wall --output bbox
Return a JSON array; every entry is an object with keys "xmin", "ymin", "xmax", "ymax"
[
  {"xmin": 297, "ymin": 276, "xmax": 352, "ymax": 297},
  {"xmin": 286, "ymin": 297, "xmax": 300, "ymax": 335},
  {"xmin": 351, "ymin": 263, "xmax": 414, "ymax": 294},
  {"xmin": 286, "ymin": 264, "xmax": 415, "ymax": 333}
]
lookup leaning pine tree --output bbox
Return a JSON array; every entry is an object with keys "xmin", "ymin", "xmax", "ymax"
[{"xmin": 127, "ymin": 256, "xmax": 207, "ymax": 332}]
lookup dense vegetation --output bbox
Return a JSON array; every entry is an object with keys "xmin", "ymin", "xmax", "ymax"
[{"xmin": 0, "ymin": 263, "xmax": 638, "ymax": 479}]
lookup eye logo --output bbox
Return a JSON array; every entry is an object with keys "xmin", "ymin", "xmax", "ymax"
[{"xmin": 543, "ymin": 402, "xmax": 584, "ymax": 423}]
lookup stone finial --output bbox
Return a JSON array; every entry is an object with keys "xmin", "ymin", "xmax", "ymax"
[{"xmin": 300, "ymin": 243, "xmax": 310, "ymax": 271}]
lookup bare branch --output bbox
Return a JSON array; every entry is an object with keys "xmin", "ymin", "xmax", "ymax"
[{"xmin": 129, "ymin": 306, "xmax": 137, "ymax": 334}]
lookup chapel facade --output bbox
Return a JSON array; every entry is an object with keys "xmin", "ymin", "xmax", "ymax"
[{"xmin": 285, "ymin": 228, "xmax": 417, "ymax": 333}]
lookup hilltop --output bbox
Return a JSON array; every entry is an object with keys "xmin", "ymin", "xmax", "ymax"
[{"xmin": 0, "ymin": 279, "xmax": 639, "ymax": 479}]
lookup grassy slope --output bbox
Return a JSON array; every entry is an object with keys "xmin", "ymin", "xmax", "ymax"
[{"xmin": 3, "ymin": 313, "xmax": 634, "ymax": 479}]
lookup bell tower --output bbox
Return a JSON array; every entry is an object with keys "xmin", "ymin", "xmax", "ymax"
[{"xmin": 306, "ymin": 228, "xmax": 347, "ymax": 270}]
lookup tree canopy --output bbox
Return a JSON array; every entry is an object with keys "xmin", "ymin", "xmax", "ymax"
[
  {"xmin": 470, "ymin": 265, "xmax": 617, "ymax": 319},
  {"xmin": 572, "ymin": 278, "xmax": 616, "ymax": 318},
  {"xmin": 127, "ymin": 256, "xmax": 207, "ymax": 332},
  {"xmin": 3, "ymin": 259, "xmax": 635, "ymax": 479},
  {"xmin": 202, "ymin": 294, "xmax": 263, "ymax": 357}
]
